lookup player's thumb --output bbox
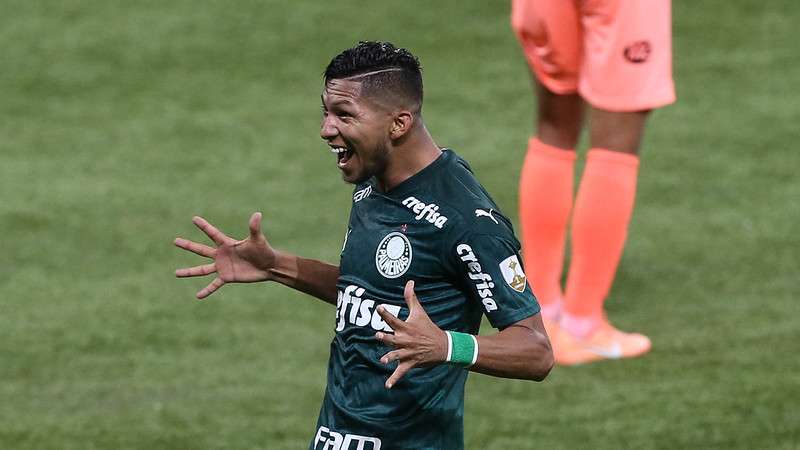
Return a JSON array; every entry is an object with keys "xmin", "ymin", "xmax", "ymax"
[
  {"xmin": 249, "ymin": 212, "xmax": 263, "ymax": 240},
  {"xmin": 404, "ymin": 280, "xmax": 419, "ymax": 311}
]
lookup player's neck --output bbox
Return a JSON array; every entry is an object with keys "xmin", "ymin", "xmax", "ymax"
[{"xmin": 376, "ymin": 126, "xmax": 440, "ymax": 193}]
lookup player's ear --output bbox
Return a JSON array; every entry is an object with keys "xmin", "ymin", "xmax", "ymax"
[{"xmin": 389, "ymin": 110, "xmax": 414, "ymax": 140}]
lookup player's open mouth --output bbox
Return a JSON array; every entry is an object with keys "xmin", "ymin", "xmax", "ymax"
[{"xmin": 330, "ymin": 146, "xmax": 354, "ymax": 168}]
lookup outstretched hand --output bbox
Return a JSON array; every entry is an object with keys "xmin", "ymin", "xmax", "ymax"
[
  {"xmin": 174, "ymin": 213, "xmax": 276, "ymax": 299},
  {"xmin": 374, "ymin": 280, "xmax": 448, "ymax": 389}
]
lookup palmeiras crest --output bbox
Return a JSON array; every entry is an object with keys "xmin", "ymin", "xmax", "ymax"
[{"xmin": 375, "ymin": 232, "xmax": 412, "ymax": 279}]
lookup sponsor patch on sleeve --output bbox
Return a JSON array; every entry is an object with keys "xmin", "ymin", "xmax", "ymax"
[{"xmin": 499, "ymin": 255, "xmax": 527, "ymax": 293}]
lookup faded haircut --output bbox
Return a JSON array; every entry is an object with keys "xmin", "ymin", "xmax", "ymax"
[{"xmin": 324, "ymin": 41, "xmax": 423, "ymax": 113}]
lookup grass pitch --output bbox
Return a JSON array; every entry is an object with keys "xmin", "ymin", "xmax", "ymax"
[{"xmin": 1, "ymin": 0, "xmax": 798, "ymax": 449}]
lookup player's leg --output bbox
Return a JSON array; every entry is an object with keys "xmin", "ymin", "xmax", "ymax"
[
  {"xmin": 520, "ymin": 83, "xmax": 581, "ymax": 327},
  {"xmin": 512, "ymin": 0, "xmax": 582, "ymax": 328},
  {"xmin": 556, "ymin": 107, "xmax": 655, "ymax": 364},
  {"xmin": 563, "ymin": 107, "xmax": 648, "ymax": 323},
  {"xmin": 556, "ymin": 0, "xmax": 675, "ymax": 364}
]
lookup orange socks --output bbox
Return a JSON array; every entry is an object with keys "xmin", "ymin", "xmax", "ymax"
[
  {"xmin": 562, "ymin": 149, "xmax": 639, "ymax": 337},
  {"xmin": 520, "ymin": 142, "xmax": 640, "ymax": 336},
  {"xmin": 518, "ymin": 138, "xmax": 576, "ymax": 321}
]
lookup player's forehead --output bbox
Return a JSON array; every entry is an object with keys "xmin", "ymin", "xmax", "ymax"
[{"xmin": 322, "ymin": 78, "xmax": 365, "ymax": 107}]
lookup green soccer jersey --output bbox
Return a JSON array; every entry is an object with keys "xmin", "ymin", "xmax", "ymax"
[{"xmin": 310, "ymin": 149, "xmax": 540, "ymax": 450}]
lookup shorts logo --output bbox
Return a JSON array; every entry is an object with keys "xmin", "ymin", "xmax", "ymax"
[
  {"xmin": 375, "ymin": 232, "xmax": 412, "ymax": 279},
  {"xmin": 499, "ymin": 255, "xmax": 527, "ymax": 293},
  {"xmin": 624, "ymin": 40, "xmax": 651, "ymax": 63}
]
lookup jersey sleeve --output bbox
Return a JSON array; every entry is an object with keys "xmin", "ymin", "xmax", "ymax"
[{"xmin": 448, "ymin": 232, "xmax": 540, "ymax": 329}]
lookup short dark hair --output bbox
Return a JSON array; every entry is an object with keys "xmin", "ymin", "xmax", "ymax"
[{"xmin": 324, "ymin": 41, "xmax": 423, "ymax": 112}]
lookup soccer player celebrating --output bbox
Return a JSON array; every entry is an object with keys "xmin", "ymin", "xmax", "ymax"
[
  {"xmin": 174, "ymin": 41, "xmax": 553, "ymax": 450},
  {"xmin": 511, "ymin": 0, "xmax": 676, "ymax": 365}
]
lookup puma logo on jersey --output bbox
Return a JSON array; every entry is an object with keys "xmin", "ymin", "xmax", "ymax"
[
  {"xmin": 313, "ymin": 426, "xmax": 382, "ymax": 450},
  {"xmin": 401, "ymin": 196, "xmax": 448, "ymax": 229},
  {"xmin": 474, "ymin": 208, "xmax": 498, "ymax": 224},
  {"xmin": 336, "ymin": 285, "xmax": 401, "ymax": 333},
  {"xmin": 456, "ymin": 244, "xmax": 498, "ymax": 312}
]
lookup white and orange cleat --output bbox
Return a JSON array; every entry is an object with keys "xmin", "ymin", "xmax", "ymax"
[{"xmin": 553, "ymin": 320, "xmax": 651, "ymax": 366}]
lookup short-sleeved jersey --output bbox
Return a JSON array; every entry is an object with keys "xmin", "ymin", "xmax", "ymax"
[{"xmin": 310, "ymin": 149, "xmax": 540, "ymax": 450}]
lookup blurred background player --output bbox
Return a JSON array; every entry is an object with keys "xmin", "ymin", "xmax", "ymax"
[{"xmin": 511, "ymin": 0, "xmax": 675, "ymax": 365}]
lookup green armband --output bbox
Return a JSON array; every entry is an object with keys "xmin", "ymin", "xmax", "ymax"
[{"xmin": 445, "ymin": 331, "xmax": 478, "ymax": 367}]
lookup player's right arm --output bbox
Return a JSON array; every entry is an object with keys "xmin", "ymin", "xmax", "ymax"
[{"xmin": 174, "ymin": 212, "xmax": 339, "ymax": 305}]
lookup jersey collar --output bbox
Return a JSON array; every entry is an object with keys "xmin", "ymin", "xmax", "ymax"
[{"xmin": 377, "ymin": 148, "xmax": 454, "ymax": 198}]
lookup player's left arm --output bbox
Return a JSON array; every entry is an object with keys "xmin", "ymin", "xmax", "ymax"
[
  {"xmin": 375, "ymin": 281, "xmax": 552, "ymax": 388},
  {"xmin": 375, "ymin": 226, "xmax": 554, "ymax": 387},
  {"xmin": 468, "ymin": 314, "xmax": 552, "ymax": 381},
  {"xmin": 449, "ymin": 230, "xmax": 553, "ymax": 380}
]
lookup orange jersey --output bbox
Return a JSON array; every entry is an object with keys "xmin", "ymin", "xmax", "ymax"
[{"xmin": 512, "ymin": 0, "xmax": 676, "ymax": 111}]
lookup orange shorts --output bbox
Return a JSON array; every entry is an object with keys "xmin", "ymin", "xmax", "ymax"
[{"xmin": 511, "ymin": 0, "xmax": 676, "ymax": 112}]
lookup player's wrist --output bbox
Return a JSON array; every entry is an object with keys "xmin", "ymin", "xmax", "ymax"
[
  {"xmin": 266, "ymin": 250, "xmax": 298, "ymax": 283},
  {"xmin": 444, "ymin": 331, "xmax": 478, "ymax": 368}
]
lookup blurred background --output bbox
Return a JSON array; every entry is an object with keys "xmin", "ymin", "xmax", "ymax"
[{"xmin": 1, "ymin": 0, "xmax": 798, "ymax": 448}]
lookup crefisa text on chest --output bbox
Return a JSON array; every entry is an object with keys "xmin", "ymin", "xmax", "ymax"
[{"xmin": 401, "ymin": 196, "xmax": 448, "ymax": 229}]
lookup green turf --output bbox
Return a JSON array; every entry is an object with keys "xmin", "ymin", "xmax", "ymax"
[{"xmin": 1, "ymin": 0, "xmax": 798, "ymax": 448}]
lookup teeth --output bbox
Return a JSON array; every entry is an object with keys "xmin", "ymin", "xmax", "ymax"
[{"xmin": 329, "ymin": 146, "xmax": 347, "ymax": 154}]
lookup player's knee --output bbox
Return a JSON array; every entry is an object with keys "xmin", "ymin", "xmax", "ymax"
[
  {"xmin": 534, "ymin": 84, "xmax": 583, "ymax": 146},
  {"xmin": 589, "ymin": 108, "xmax": 651, "ymax": 154},
  {"xmin": 537, "ymin": 119, "xmax": 581, "ymax": 150}
]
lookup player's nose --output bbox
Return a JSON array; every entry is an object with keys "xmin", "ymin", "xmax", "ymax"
[{"xmin": 320, "ymin": 116, "xmax": 337, "ymax": 140}]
